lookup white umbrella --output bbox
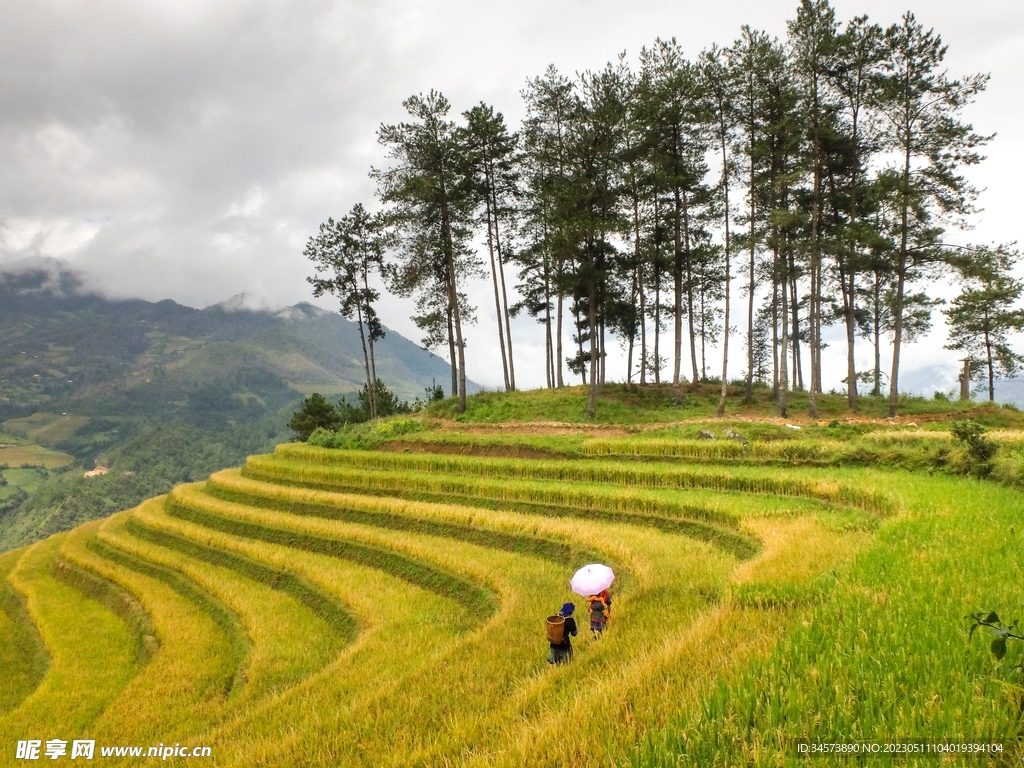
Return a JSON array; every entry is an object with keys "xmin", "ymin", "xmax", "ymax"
[{"xmin": 570, "ymin": 563, "xmax": 614, "ymax": 596}]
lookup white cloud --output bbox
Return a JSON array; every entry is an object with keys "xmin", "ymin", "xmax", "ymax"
[
  {"xmin": 0, "ymin": 216, "xmax": 105, "ymax": 258},
  {"xmin": 226, "ymin": 186, "xmax": 267, "ymax": 218}
]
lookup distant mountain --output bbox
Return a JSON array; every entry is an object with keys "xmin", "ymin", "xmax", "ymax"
[
  {"xmin": 993, "ymin": 378, "xmax": 1024, "ymax": 409},
  {"xmin": 0, "ymin": 265, "xmax": 477, "ymax": 425}
]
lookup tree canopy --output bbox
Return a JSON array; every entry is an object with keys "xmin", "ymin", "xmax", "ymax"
[{"xmin": 301, "ymin": 0, "xmax": 1016, "ymax": 418}]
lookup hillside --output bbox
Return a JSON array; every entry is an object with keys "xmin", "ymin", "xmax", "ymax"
[
  {"xmin": 0, "ymin": 265, "xmax": 472, "ymax": 419},
  {"xmin": 0, "ymin": 265, "xmax": 478, "ymax": 553},
  {"xmin": 0, "ymin": 390, "xmax": 1020, "ymax": 765}
]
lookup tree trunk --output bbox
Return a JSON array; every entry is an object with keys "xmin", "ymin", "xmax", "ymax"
[
  {"xmin": 845, "ymin": 101, "xmax": 862, "ymax": 413},
  {"xmin": 888, "ymin": 144, "xmax": 912, "ymax": 418},
  {"xmin": 717, "ymin": 121, "xmax": 732, "ymax": 417},
  {"xmin": 645, "ymin": 195, "xmax": 659, "ymax": 386},
  {"xmin": 985, "ymin": 325, "xmax": 995, "ymax": 401},
  {"xmin": 842, "ymin": 268, "xmax": 859, "ymax": 412},
  {"xmin": 686, "ymin": 234, "xmax": 699, "ymax": 389},
  {"xmin": 771, "ymin": 248, "xmax": 780, "ymax": 400},
  {"xmin": 778, "ymin": 245, "xmax": 789, "ymax": 417},
  {"xmin": 790, "ymin": 270, "xmax": 803, "ymax": 390},
  {"xmin": 807, "ymin": 158, "xmax": 821, "ymax": 419},
  {"xmin": 700, "ymin": 276, "xmax": 707, "ymax": 381},
  {"xmin": 626, "ymin": 328, "xmax": 634, "ymax": 384},
  {"xmin": 354, "ymin": 300, "xmax": 375, "ymax": 419},
  {"xmin": 672, "ymin": 187, "xmax": 684, "ymax": 404},
  {"xmin": 484, "ymin": 191, "xmax": 511, "ymax": 391},
  {"xmin": 574, "ymin": 297, "xmax": 586, "ymax": 386},
  {"xmin": 627, "ymin": 255, "xmax": 637, "ymax": 384},
  {"xmin": 632, "ymin": 193, "xmax": 642, "ymax": 385},
  {"xmin": 544, "ymin": 260, "xmax": 553, "ymax": 389},
  {"xmin": 441, "ymin": 210, "xmax": 467, "ymax": 413},
  {"xmin": 639, "ymin": 247, "xmax": 647, "ymax": 386},
  {"xmin": 653, "ymin": 269, "xmax": 661, "ymax": 385},
  {"xmin": 871, "ymin": 275, "xmax": 882, "ymax": 396},
  {"xmin": 491, "ymin": 184, "xmax": 516, "ymax": 390},
  {"xmin": 745, "ymin": 127, "xmax": 756, "ymax": 404},
  {"xmin": 556, "ymin": 289, "xmax": 565, "ymax": 388},
  {"xmin": 447, "ymin": 303, "xmax": 457, "ymax": 397},
  {"xmin": 360, "ymin": 263, "xmax": 379, "ymax": 419},
  {"xmin": 587, "ymin": 251, "xmax": 599, "ymax": 418}
]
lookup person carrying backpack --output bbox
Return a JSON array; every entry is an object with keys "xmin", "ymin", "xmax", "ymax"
[{"xmin": 546, "ymin": 602, "xmax": 578, "ymax": 665}]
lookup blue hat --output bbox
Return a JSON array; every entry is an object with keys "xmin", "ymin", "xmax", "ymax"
[{"xmin": 560, "ymin": 602, "xmax": 575, "ymax": 616}]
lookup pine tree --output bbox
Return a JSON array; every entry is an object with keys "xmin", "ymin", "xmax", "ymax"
[
  {"xmin": 373, "ymin": 91, "xmax": 481, "ymax": 414},
  {"xmin": 700, "ymin": 46, "xmax": 738, "ymax": 417},
  {"xmin": 828, "ymin": 15, "xmax": 885, "ymax": 412},
  {"xmin": 945, "ymin": 248, "xmax": 1024, "ymax": 402},
  {"xmin": 639, "ymin": 39, "xmax": 710, "ymax": 400},
  {"xmin": 874, "ymin": 12, "xmax": 990, "ymax": 416},
  {"xmin": 462, "ymin": 103, "xmax": 520, "ymax": 391},
  {"xmin": 788, "ymin": 0, "xmax": 841, "ymax": 419},
  {"xmin": 305, "ymin": 204, "xmax": 387, "ymax": 419},
  {"xmin": 519, "ymin": 66, "xmax": 576, "ymax": 388}
]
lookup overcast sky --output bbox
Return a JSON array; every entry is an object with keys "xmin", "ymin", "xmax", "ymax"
[{"xmin": 2, "ymin": 0, "xmax": 1022, "ymax": 394}]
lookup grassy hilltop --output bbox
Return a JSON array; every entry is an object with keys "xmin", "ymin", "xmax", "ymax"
[{"xmin": 0, "ymin": 385, "xmax": 1022, "ymax": 766}]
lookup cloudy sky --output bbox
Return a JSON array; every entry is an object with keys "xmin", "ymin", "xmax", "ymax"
[{"xmin": 2, "ymin": 0, "xmax": 1023, "ymax": 393}]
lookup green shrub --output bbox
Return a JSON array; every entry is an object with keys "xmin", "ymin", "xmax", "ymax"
[
  {"xmin": 307, "ymin": 416, "xmax": 427, "ymax": 451},
  {"xmin": 951, "ymin": 419, "xmax": 998, "ymax": 475}
]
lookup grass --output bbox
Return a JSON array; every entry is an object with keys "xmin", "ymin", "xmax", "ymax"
[
  {"xmin": 0, "ymin": 534, "xmax": 140, "ymax": 738},
  {"xmin": 0, "ymin": 443, "xmax": 74, "ymax": 470},
  {"xmin": 165, "ymin": 486, "xmax": 499, "ymax": 617},
  {"xmin": 56, "ymin": 519, "xmax": 240, "ymax": 744},
  {"xmin": 425, "ymin": 383, "xmax": 1024, "ymax": 426},
  {"xmin": 242, "ymin": 456, "xmax": 771, "ymax": 560},
  {"xmin": 203, "ymin": 470, "xmax": 601, "ymax": 566},
  {"xmin": 382, "ymin": 429, "xmax": 591, "ymax": 457},
  {"xmin": 200, "ymin": 504, "xmax": 742, "ymax": 765},
  {"xmin": 125, "ymin": 518, "xmax": 358, "ymax": 643},
  {"xmin": 2, "ymin": 387, "xmax": 1022, "ymax": 765},
  {"xmin": 2, "ymin": 412, "xmax": 88, "ymax": 445},
  {"xmin": 248, "ymin": 455, "xmax": 742, "ymax": 525},
  {"xmin": 155, "ymin": 449, "xmax": 872, "ymax": 763},
  {"xmin": 2, "ymin": 467, "xmax": 49, "ymax": 495},
  {"xmin": 152, "ymin": 502, "xmax": 487, "ymax": 755},
  {"xmin": 102, "ymin": 498, "xmax": 347, "ymax": 706},
  {"xmin": 631, "ymin": 475, "xmax": 1024, "ymax": 766},
  {"xmin": 97, "ymin": 504, "xmax": 485, "ymax": 750},
  {"xmin": 269, "ymin": 445, "xmax": 896, "ymax": 515},
  {"xmin": 0, "ymin": 549, "xmax": 48, "ymax": 714}
]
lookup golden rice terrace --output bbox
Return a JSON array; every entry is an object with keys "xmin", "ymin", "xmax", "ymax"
[{"xmin": 1, "ymin": 423, "xmax": 1022, "ymax": 766}]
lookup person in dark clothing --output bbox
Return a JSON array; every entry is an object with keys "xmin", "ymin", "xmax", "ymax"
[{"xmin": 547, "ymin": 602, "xmax": 578, "ymax": 665}]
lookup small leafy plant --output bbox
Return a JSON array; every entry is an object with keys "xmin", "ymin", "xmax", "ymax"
[{"xmin": 968, "ymin": 611, "xmax": 1023, "ymax": 664}]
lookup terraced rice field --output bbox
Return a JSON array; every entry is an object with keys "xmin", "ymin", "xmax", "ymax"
[
  {"xmin": 0, "ymin": 443, "xmax": 74, "ymax": 471},
  {"xmin": 0, "ymin": 437, "xmax": 1021, "ymax": 766}
]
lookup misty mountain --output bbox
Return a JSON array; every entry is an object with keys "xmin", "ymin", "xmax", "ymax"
[{"xmin": 0, "ymin": 265, "xmax": 476, "ymax": 427}]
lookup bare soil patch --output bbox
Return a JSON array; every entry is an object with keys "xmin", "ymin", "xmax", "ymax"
[{"xmin": 432, "ymin": 420, "xmax": 632, "ymax": 437}]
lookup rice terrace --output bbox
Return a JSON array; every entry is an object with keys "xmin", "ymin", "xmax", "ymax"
[{"xmin": 0, "ymin": 386, "xmax": 1020, "ymax": 766}]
